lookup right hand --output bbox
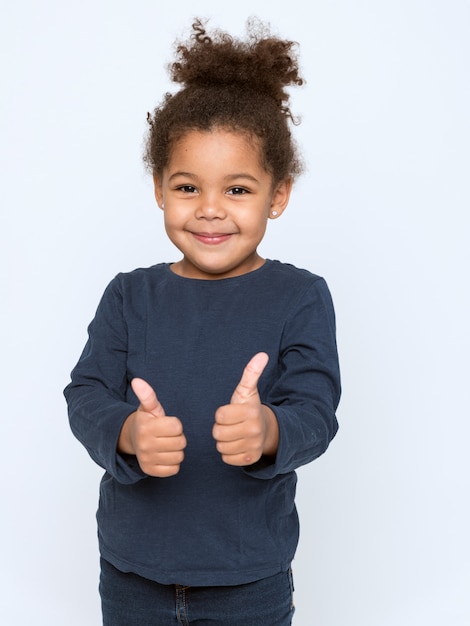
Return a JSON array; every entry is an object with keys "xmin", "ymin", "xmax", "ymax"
[{"xmin": 118, "ymin": 378, "xmax": 187, "ymax": 477}]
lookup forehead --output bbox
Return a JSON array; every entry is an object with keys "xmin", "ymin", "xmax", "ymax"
[{"xmin": 167, "ymin": 128, "xmax": 265, "ymax": 172}]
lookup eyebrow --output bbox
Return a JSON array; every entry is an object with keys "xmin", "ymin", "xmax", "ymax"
[
  {"xmin": 168, "ymin": 171, "xmax": 195, "ymax": 182},
  {"xmin": 167, "ymin": 172, "xmax": 260, "ymax": 184},
  {"xmin": 224, "ymin": 173, "xmax": 259, "ymax": 183}
]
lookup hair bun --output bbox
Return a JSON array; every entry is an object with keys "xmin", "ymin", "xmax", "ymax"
[{"xmin": 169, "ymin": 18, "xmax": 303, "ymax": 105}]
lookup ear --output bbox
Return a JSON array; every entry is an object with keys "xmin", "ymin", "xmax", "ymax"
[
  {"xmin": 153, "ymin": 174, "xmax": 164, "ymax": 209},
  {"xmin": 268, "ymin": 177, "xmax": 293, "ymax": 220}
]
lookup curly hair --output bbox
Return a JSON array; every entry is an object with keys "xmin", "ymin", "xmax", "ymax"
[{"xmin": 143, "ymin": 18, "xmax": 305, "ymax": 183}]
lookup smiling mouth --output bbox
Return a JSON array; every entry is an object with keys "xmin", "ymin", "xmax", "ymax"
[{"xmin": 191, "ymin": 232, "xmax": 234, "ymax": 245}]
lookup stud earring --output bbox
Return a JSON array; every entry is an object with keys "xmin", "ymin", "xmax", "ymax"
[
  {"xmin": 161, "ymin": 203, "xmax": 165, "ymax": 209},
  {"xmin": 271, "ymin": 210, "xmax": 278, "ymax": 216}
]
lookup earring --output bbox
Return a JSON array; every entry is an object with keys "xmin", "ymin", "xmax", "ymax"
[
  {"xmin": 271, "ymin": 210, "xmax": 278, "ymax": 216},
  {"xmin": 161, "ymin": 203, "xmax": 165, "ymax": 209}
]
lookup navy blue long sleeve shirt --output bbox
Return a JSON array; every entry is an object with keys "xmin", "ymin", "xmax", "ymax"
[{"xmin": 64, "ymin": 260, "xmax": 340, "ymax": 586}]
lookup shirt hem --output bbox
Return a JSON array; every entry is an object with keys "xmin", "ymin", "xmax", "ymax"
[{"xmin": 99, "ymin": 544, "xmax": 292, "ymax": 587}]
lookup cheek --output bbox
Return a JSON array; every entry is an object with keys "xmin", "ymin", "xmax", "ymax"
[
  {"xmin": 248, "ymin": 214, "xmax": 269, "ymax": 235},
  {"xmin": 162, "ymin": 211, "xmax": 179, "ymax": 238},
  {"xmin": 162, "ymin": 209, "xmax": 179, "ymax": 228}
]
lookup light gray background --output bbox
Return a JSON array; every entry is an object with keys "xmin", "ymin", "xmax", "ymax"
[{"xmin": 1, "ymin": 1, "xmax": 469, "ymax": 624}]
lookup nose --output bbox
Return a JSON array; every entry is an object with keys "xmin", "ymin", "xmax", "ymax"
[{"xmin": 194, "ymin": 193, "xmax": 227, "ymax": 220}]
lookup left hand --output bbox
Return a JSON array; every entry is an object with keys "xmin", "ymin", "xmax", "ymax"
[{"xmin": 213, "ymin": 352, "xmax": 279, "ymax": 466}]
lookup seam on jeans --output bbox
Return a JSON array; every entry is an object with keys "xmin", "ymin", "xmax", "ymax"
[
  {"xmin": 288, "ymin": 568, "xmax": 295, "ymax": 610},
  {"xmin": 175, "ymin": 585, "xmax": 190, "ymax": 626}
]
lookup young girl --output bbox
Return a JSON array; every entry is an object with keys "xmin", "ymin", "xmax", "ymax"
[{"xmin": 64, "ymin": 18, "xmax": 340, "ymax": 626}]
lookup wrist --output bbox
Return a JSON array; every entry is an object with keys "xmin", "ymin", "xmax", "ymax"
[
  {"xmin": 118, "ymin": 412, "xmax": 137, "ymax": 455},
  {"xmin": 262, "ymin": 405, "xmax": 279, "ymax": 457}
]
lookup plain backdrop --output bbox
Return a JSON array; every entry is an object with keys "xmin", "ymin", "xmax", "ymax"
[{"xmin": 1, "ymin": 1, "xmax": 469, "ymax": 624}]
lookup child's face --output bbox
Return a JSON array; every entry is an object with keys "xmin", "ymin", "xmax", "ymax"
[{"xmin": 153, "ymin": 129, "xmax": 292, "ymax": 280}]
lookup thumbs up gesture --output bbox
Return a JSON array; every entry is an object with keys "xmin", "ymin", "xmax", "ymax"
[
  {"xmin": 213, "ymin": 352, "xmax": 279, "ymax": 466},
  {"xmin": 118, "ymin": 378, "xmax": 187, "ymax": 477}
]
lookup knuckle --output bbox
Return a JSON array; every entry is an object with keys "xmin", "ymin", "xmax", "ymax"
[
  {"xmin": 157, "ymin": 465, "xmax": 179, "ymax": 478},
  {"xmin": 169, "ymin": 418, "xmax": 184, "ymax": 436},
  {"xmin": 137, "ymin": 440, "xmax": 151, "ymax": 455}
]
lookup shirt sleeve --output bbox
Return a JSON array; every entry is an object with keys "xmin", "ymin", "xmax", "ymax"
[
  {"xmin": 245, "ymin": 277, "xmax": 341, "ymax": 479},
  {"xmin": 63, "ymin": 276, "xmax": 147, "ymax": 485}
]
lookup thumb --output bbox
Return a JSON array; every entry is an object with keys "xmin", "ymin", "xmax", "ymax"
[
  {"xmin": 230, "ymin": 352, "xmax": 269, "ymax": 405},
  {"xmin": 131, "ymin": 378, "xmax": 166, "ymax": 417}
]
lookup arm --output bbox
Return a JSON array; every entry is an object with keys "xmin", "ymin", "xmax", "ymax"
[
  {"xmin": 245, "ymin": 277, "xmax": 341, "ymax": 479},
  {"xmin": 64, "ymin": 276, "xmax": 147, "ymax": 484}
]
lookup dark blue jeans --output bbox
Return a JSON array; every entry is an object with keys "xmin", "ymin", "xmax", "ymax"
[{"xmin": 100, "ymin": 558, "xmax": 295, "ymax": 625}]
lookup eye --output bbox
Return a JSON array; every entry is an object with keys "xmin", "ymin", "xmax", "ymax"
[
  {"xmin": 177, "ymin": 185, "xmax": 198, "ymax": 194},
  {"xmin": 227, "ymin": 187, "xmax": 249, "ymax": 195}
]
